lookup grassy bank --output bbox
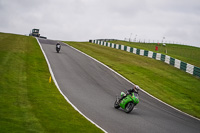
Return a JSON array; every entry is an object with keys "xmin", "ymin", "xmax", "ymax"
[
  {"xmin": 0, "ymin": 33, "xmax": 103, "ymax": 132},
  {"xmin": 109, "ymin": 40, "xmax": 200, "ymax": 67},
  {"xmin": 65, "ymin": 41, "xmax": 200, "ymax": 118}
]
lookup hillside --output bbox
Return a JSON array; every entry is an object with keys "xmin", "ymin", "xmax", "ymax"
[
  {"xmin": 109, "ymin": 40, "xmax": 200, "ymax": 67},
  {"xmin": 0, "ymin": 32, "xmax": 102, "ymax": 132}
]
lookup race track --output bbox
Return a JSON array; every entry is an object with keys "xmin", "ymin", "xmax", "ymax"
[{"xmin": 38, "ymin": 38, "xmax": 200, "ymax": 133}]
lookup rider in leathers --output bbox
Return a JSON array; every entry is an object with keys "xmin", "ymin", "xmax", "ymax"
[
  {"xmin": 117, "ymin": 85, "xmax": 140, "ymax": 103},
  {"xmin": 56, "ymin": 42, "xmax": 61, "ymax": 49}
]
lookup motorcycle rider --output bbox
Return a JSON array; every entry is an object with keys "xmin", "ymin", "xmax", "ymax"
[
  {"xmin": 117, "ymin": 85, "xmax": 140, "ymax": 103},
  {"xmin": 56, "ymin": 42, "xmax": 61, "ymax": 49},
  {"xmin": 56, "ymin": 42, "xmax": 61, "ymax": 52}
]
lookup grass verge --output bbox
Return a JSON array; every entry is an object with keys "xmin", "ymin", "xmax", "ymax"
[
  {"xmin": 65, "ymin": 41, "xmax": 200, "ymax": 119},
  {"xmin": 0, "ymin": 32, "xmax": 103, "ymax": 133}
]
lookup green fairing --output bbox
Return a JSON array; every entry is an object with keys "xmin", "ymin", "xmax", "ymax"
[{"xmin": 120, "ymin": 92, "xmax": 139, "ymax": 109}]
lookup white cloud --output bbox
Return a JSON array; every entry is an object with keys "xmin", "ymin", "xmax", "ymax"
[{"xmin": 0, "ymin": 0, "xmax": 200, "ymax": 47}]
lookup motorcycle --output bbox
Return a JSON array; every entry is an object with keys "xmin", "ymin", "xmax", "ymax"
[
  {"xmin": 56, "ymin": 44, "xmax": 61, "ymax": 53},
  {"xmin": 114, "ymin": 91, "xmax": 139, "ymax": 113}
]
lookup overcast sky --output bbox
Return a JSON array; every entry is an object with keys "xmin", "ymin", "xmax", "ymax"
[{"xmin": 0, "ymin": 0, "xmax": 200, "ymax": 47}]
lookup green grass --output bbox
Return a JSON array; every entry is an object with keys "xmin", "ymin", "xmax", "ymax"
[
  {"xmin": 65, "ymin": 41, "xmax": 200, "ymax": 119},
  {"xmin": 0, "ymin": 32, "xmax": 103, "ymax": 133},
  {"xmin": 109, "ymin": 40, "xmax": 200, "ymax": 67}
]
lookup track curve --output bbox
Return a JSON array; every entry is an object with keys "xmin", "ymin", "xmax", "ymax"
[{"xmin": 38, "ymin": 38, "xmax": 200, "ymax": 133}]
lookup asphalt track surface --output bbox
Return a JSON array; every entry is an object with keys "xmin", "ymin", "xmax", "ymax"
[{"xmin": 38, "ymin": 38, "xmax": 200, "ymax": 133}]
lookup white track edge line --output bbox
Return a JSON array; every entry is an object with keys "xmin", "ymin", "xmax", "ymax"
[
  {"xmin": 63, "ymin": 41, "xmax": 200, "ymax": 122},
  {"xmin": 36, "ymin": 38, "xmax": 108, "ymax": 133}
]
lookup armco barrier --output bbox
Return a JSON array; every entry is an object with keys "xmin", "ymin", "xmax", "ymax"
[{"xmin": 90, "ymin": 40, "xmax": 200, "ymax": 78}]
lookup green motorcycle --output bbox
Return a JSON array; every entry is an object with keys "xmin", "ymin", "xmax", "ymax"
[{"xmin": 114, "ymin": 92, "xmax": 139, "ymax": 113}]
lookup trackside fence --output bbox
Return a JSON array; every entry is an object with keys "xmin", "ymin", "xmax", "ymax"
[{"xmin": 90, "ymin": 40, "xmax": 200, "ymax": 78}]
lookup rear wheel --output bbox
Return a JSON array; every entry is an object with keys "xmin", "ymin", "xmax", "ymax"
[
  {"xmin": 125, "ymin": 102, "xmax": 134, "ymax": 113},
  {"xmin": 114, "ymin": 99, "xmax": 120, "ymax": 109}
]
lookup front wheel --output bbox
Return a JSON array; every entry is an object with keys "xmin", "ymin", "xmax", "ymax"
[
  {"xmin": 125, "ymin": 102, "xmax": 134, "ymax": 113},
  {"xmin": 114, "ymin": 99, "xmax": 120, "ymax": 109}
]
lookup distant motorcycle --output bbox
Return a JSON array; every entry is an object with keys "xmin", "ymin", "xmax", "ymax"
[
  {"xmin": 56, "ymin": 43, "xmax": 61, "ymax": 53},
  {"xmin": 114, "ymin": 91, "xmax": 139, "ymax": 113}
]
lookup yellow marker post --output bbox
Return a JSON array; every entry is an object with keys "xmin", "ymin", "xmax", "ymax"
[{"xmin": 49, "ymin": 76, "xmax": 52, "ymax": 83}]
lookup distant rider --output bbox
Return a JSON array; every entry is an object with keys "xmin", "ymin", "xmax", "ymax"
[
  {"xmin": 117, "ymin": 85, "xmax": 140, "ymax": 103},
  {"xmin": 56, "ymin": 42, "xmax": 61, "ymax": 48}
]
